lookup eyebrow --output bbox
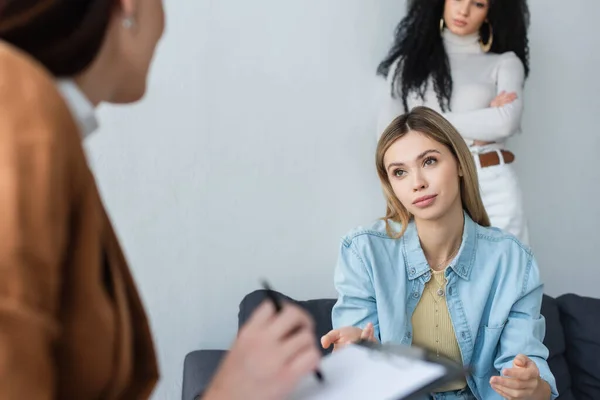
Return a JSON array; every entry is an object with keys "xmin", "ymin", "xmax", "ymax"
[{"xmin": 386, "ymin": 149, "xmax": 441, "ymax": 171}]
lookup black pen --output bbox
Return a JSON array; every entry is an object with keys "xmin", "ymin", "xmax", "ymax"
[{"xmin": 261, "ymin": 280, "xmax": 324, "ymax": 383}]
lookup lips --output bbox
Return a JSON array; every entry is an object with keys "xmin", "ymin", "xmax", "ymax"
[
  {"xmin": 412, "ymin": 194, "xmax": 438, "ymax": 208},
  {"xmin": 453, "ymin": 19, "xmax": 467, "ymax": 27}
]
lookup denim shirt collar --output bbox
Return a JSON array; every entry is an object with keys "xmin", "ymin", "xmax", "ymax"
[{"xmin": 402, "ymin": 212, "xmax": 477, "ymax": 281}]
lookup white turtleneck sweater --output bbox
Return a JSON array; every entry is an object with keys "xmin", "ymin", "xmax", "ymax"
[{"xmin": 377, "ymin": 30, "xmax": 525, "ymax": 148}]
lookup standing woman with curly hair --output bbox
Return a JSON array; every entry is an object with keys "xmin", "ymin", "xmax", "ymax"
[{"xmin": 377, "ymin": 0, "xmax": 531, "ymax": 245}]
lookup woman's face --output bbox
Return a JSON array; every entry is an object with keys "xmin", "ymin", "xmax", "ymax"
[
  {"xmin": 383, "ymin": 131, "xmax": 462, "ymax": 223},
  {"xmin": 443, "ymin": 0, "xmax": 489, "ymax": 36},
  {"xmin": 111, "ymin": 0, "xmax": 166, "ymax": 103}
]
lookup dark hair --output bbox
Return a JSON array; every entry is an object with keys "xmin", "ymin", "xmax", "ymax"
[
  {"xmin": 377, "ymin": 0, "xmax": 530, "ymax": 112},
  {"xmin": 0, "ymin": 0, "xmax": 114, "ymax": 77}
]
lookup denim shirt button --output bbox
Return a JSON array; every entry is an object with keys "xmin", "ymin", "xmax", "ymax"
[
  {"xmin": 410, "ymin": 268, "xmax": 416, "ymax": 275},
  {"xmin": 406, "ymin": 332, "xmax": 412, "ymax": 339},
  {"xmin": 412, "ymin": 292, "xmax": 419, "ymax": 298}
]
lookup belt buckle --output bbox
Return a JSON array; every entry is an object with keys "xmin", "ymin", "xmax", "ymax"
[{"xmin": 493, "ymin": 149, "xmax": 504, "ymax": 165}]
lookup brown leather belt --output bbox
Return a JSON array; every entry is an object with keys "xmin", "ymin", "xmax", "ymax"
[{"xmin": 477, "ymin": 150, "xmax": 515, "ymax": 168}]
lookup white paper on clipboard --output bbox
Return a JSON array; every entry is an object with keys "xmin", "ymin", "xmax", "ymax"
[{"xmin": 289, "ymin": 344, "xmax": 446, "ymax": 400}]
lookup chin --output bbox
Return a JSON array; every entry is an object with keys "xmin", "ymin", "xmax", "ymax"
[
  {"xmin": 449, "ymin": 26, "xmax": 477, "ymax": 37},
  {"xmin": 111, "ymin": 82, "xmax": 147, "ymax": 104},
  {"xmin": 411, "ymin": 206, "xmax": 448, "ymax": 222}
]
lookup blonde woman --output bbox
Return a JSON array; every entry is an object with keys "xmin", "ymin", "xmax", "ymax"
[{"xmin": 322, "ymin": 107, "xmax": 556, "ymax": 400}]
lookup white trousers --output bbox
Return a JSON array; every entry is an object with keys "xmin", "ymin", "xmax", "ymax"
[{"xmin": 473, "ymin": 152, "xmax": 529, "ymax": 245}]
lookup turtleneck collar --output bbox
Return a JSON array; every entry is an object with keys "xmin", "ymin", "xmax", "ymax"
[{"xmin": 442, "ymin": 29, "xmax": 482, "ymax": 54}]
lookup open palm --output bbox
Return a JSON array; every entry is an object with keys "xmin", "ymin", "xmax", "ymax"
[{"xmin": 320, "ymin": 322, "xmax": 377, "ymax": 352}]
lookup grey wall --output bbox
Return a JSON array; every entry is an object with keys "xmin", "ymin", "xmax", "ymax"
[
  {"xmin": 507, "ymin": 1, "xmax": 600, "ymax": 297},
  {"xmin": 86, "ymin": 1, "xmax": 403, "ymax": 398},
  {"xmin": 85, "ymin": 1, "xmax": 599, "ymax": 399}
]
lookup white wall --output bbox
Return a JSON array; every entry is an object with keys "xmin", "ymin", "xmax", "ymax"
[
  {"xmin": 86, "ymin": 1, "xmax": 599, "ymax": 399},
  {"xmin": 507, "ymin": 1, "xmax": 600, "ymax": 297},
  {"xmin": 86, "ymin": 1, "xmax": 404, "ymax": 398}
]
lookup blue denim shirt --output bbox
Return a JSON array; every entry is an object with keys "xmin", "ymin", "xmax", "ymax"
[{"xmin": 331, "ymin": 214, "xmax": 558, "ymax": 400}]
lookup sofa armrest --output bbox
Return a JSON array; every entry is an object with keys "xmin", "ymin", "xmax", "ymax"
[{"xmin": 182, "ymin": 350, "xmax": 227, "ymax": 400}]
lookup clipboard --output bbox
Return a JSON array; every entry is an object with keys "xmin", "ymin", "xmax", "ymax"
[
  {"xmin": 289, "ymin": 340, "xmax": 471, "ymax": 400},
  {"xmin": 353, "ymin": 339, "xmax": 471, "ymax": 400}
]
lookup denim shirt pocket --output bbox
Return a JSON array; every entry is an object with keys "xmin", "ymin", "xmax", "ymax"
[{"xmin": 471, "ymin": 322, "xmax": 506, "ymax": 378}]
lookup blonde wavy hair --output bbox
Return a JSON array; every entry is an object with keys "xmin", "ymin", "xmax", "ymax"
[{"xmin": 376, "ymin": 106, "xmax": 490, "ymax": 238}]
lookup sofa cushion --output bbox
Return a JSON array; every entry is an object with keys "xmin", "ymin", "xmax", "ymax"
[
  {"xmin": 542, "ymin": 295, "xmax": 566, "ymax": 358},
  {"xmin": 557, "ymin": 293, "xmax": 600, "ymax": 400},
  {"xmin": 182, "ymin": 350, "xmax": 227, "ymax": 400},
  {"xmin": 238, "ymin": 290, "xmax": 336, "ymax": 355},
  {"xmin": 541, "ymin": 295, "xmax": 574, "ymax": 399}
]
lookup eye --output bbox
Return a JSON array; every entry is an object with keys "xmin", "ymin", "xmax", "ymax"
[
  {"xmin": 393, "ymin": 169, "xmax": 406, "ymax": 177},
  {"xmin": 474, "ymin": 1, "xmax": 486, "ymax": 8},
  {"xmin": 423, "ymin": 156, "xmax": 437, "ymax": 167}
]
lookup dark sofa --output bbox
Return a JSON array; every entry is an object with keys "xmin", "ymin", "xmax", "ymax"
[{"xmin": 182, "ymin": 291, "xmax": 600, "ymax": 400}]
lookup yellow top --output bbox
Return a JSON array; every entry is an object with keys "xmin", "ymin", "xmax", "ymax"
[{"xmin": 411, "ymin": 268, "xmax": 467, "ymax": 392}]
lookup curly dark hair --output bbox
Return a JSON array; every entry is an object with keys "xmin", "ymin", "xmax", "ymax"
[{"xmin": 377, "ymin": 0, "xmax": 530, "ymax": 112}]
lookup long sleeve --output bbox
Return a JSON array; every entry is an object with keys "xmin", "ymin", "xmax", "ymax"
[
  {"xmin": 0, "ymin": 57, "xmax": 70, "ymax": 398},
  {"xmin": 494, "ymin": 254, "xmax": 559, "ymax": 400},
  {"xmin": 442, "ymin": 52, "xmax": 525, "ymax": 142},
  {"xmin": 331, "ymin": 237, "xmax": 380, "ymax": 340}
]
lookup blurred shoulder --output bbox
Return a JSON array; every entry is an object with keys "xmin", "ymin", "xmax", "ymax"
[{"xmin": 0, "ymin": 41, "xmax": 77, "ymax": 145}]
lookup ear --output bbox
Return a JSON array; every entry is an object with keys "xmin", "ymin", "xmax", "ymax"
[
  {"xmin": 117, "ymin": 0, "xmax": 138, "ymax": 17},
  {"xmin": 116, "ymin": 0, "xmax": 139, "ymax": 31}
]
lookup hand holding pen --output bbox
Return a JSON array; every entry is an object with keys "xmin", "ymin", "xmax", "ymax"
[
  {"xmin": 203, "ymin": 281, "xmax": 322, "ymax": 400},
  {"xmin": 262, "ymin": 280, "xmax": 324, "ymax": 382}
]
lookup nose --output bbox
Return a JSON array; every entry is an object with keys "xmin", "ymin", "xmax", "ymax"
[
  {"xmin": 412, "ymin": 171, "xmax": 428, "ymax": 192},
  {"xmin": 458, "ymin": 2, "xmax": 470, "ymax": 16}
]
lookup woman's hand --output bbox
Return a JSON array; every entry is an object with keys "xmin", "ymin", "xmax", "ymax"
[
  {"xmin": 472, "ymin": 140, "xmax": 494, "ymax": 146},
  {"xmin": 490, "ymin": 90, "xmax": 518, "ymax": 108},
  {"xmin": 490, "ymin": 354, "xmax": 552, "ymax": 400},
  {"xmin": 204, "ymin": 301, "xmax": 321, "ymax": 400},
  {"xmin": 320, "ymin": 322, "xmax": 377, "ymax": 352}
]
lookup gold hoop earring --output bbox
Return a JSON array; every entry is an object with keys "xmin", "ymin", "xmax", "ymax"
[
  {"xmin": 439, "ymin": 18, "xmax": 445, "ymax": 34},
  {"xmin": 479, "ymin": 20, "xmax": 493, "ymax": 52}
]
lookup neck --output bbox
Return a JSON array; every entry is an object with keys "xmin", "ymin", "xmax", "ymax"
[
  {"xmin": 72, "ymin": 26, "xmax": 120, "ymax": 107},
  {"xmin": 73, "ymin": 73, "xmax": 107, "ymax": 107},
  {"xmin": 442, "ymin": 29, "xmax": 481, "ymax": 54},
  {"xmin": 415, "ymin": 201, "xmax": 464, "ymax": 271}
]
